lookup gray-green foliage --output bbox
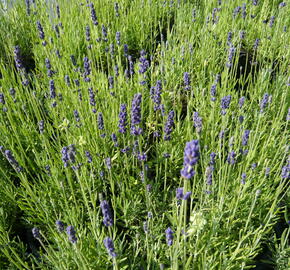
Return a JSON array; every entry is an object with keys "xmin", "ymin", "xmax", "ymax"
[{"xmin": 0, "ymin": 0, "xmax": 289, "ymax": 269}]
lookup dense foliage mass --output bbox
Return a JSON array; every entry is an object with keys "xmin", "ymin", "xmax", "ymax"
[{"xmin": 0, "ymin": 0, "xmax": 289, "ymax": 269}]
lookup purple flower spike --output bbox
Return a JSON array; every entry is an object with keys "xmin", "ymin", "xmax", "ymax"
[
  {"xmin": 193, "ymin": 112, "xmax": 202, "ymax": 133},
  {"xmin": 100, "ymin": 200, "xmax": 113, "ymax": 227},
  {"xmin": 66, "ymin": 225, "xmax": 77, "ymax": 244},
  {"xmin": 164, "ymin": 110, "xmax": 175, "ymax": 141},
  {"xmin": 241, "ymin": 173, "xmax": 246, "ymax": 184},
  {"xmin": 118, "ymin": 104, "xmax": 127, "ymax": 133},
  {"xmin": 36, "ymin": 21, "xmax": 45, "ymax": 40},
  {"xmin": 131, "ymin": 93, "xmax": 142, "ymax": 125},
  {"xmin": 176, "ymin": 188, "xmax": 184, "ymax": 200},
  {"xmin": 184, "ymin": 72, "xmax": 191, "ymax": 91},
  {"xmin": 165, "ymin": 227, "xmax": 174, "ymax": 246},
  {"xmin": 90, "ymin": 3, "xmax": 98, "ymax": 25},
  {"xmin": 32, "ymin": 227, "xmax": 40, "ymax": 239},
  {"xmin": 183, "ymin": 191, "xmax": 192, "ymax": 200},
  {"xmin": 180, "ymin": 140, "xmax": 200, "ymax": 179},
  {"xmin": 242, "ymin": 130, "xmax": 250, "ymax": 146},
  {"xmin": 139, "ymin": 50, "xmax": 150, "ymax": 74},
  {"xmin": 104, "ymin": 237, "xmax": 117, "ymax": 257},
  {"xmin": 220, "ymin": 95, "xmax": 232, "ymax": 115},
  {"xmin": 260, "ymin": 93, "xmax": 269, "ymax": 113},
  {"xmin": 227, "ymin": 151, "xmax": 236, "ymax": 165},
  {"xmin": 56, "ymin": 220, "xmax": 64, "ymax": 232}
]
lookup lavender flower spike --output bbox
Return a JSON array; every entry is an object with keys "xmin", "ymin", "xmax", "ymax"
[
  {"xmin": 260, "ymin": 93, "xmax": 269, "ymax": 112},
  {"xmin": 184, "ymin": 72, "xmax": 191, "ymax": 91},
  {"xmin": 66, "ymin": 225, "xmax": 77, "ymax": 244},
  {"xmin": 32, "ymin": 227, "xmax": 41, "ymax": 239},
  {"xmin": 165, "ymin": 227, "xmax": 174, "ymax": 246},
  {"xmin": 104, "ymin": 237, "xmax": 117, "ymax": 257},
  {"xmin": 164, "ymin": 110, "xmax": 175, "ymax": 141},
  {"xmin": 180, "ymin": 140, "xmax": 200, "ymax": 179},
  {"xmin": 118, "ymin": 104, "xmax": 127, "ymax": 133},
  {"xmin": 100, "ymin": 200, "xmax": 113, "ymax": 226},
  {"xmin": 220, "ymin": 95, "xmax": 232, "ymax": 115},
  {"xmin": 131, "ymin": 93, "xmax": 143, "ymax": 135}
]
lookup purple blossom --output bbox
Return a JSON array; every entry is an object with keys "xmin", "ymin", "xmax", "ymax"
[
  {"xmin": 193, "ymin": 112, "xmax": 202, "ymax": 133},
  {"xmin": 49, "ymin": 80, "xmax": 56, "ymax": 99},
  {"xmin": 9, "ymin": 88, "xmax": 16, "ymax": 99},
  {"xmin": 32, "ymin": 227, "xmax": 40, "ymax": 239},
  {"xmin": 83, "ymin": 56, "xmax": 91, "ymax": 78},
  {"xmin": 139, "ymin": 50, "xmax": 150, "ymax": 74},
  {"xmin": 14, "ymin": 46, "xmax": 24, "ymax": 71},
  {"xmin": 180, "ymin": 140, "xmax": 200, "ymax": 179},
  {"xmin": 183, "ymin": 191, "xmax": 192, "ymax": 200},
  {"xmin": 4, "ymin": 149, "xmax": 23, "ymax": 172},
  {"xmin": 176, "ymin": 188, "xmax": 184, "ymax": 200},
  {"xmin": 227, "ymin": 151, "xmax": 236, "ymax": 165},
  {"xmin": 102, "ymin": 25, "xmax": 108, "ymax": 42},
  {"xmin": 240, "ymin": 30, "xmax": 246, "ymax": 40},
  {"xmin": 164, "ymin": 110, "xmax": 175, "ymax": 141},
  {"xmin": 70, "ymin": 55, "xmax": 77, "ymax": 66},
  {"xmin": 210, "ymin": 83, "xmax": 217, "ymax": 101},
  {"xmin": 220, "ymin": 95, "xmax": 232, "ymax": 115},
  {"xmin": 165, "ymin": 227, "xmax": 174, "ymax": 246},
  {"xmin": 105, "ymin": 157, "xmax": 111, "ymax": 169},
  {"xmin": 61, "ymin": 145, "xmax": 76, "ymax": 168},
  {"xmin": 242, "ymin": 130, "xmax": 250, "ymax": 146},
  {"xmin": 124, "ymin": 44, "xmax": 128, "ymax": 57},
  {"xmin": 25, "ymin": 0, "xmax": 30, "ymax": 15},
  {"xmin": 85, "ymin": 151, "xmax": 92, "ymax": 163},
  {"xmin": 36, "ymin": 21, "xmax": 45, "ymax": 40},
  {"xmin": 151, "ymin": 80, "xmax": 162, "ymax": 111},
  {"xmin": 137, "ymin": 153, "xmax": 147, "ymax": 162},
  {"xmin": 73, "ymin": 110, "xmax": 80, "ymax": 122},
  {"xmin": 183, "ymin": 72, "xmax": 191, "ymax": 91},
  {"xmin": 65, "ymin": 75, "xmax": 71, "ymax": 87},
  {"xmin": 114, "ymin": 65, "xmax": 119, "ymax": 77},
  {"xmin": 260, "ymin": 93, "xmax": 269, "ymax": 112},
  {"xmin": 206, "ymin": 166, "xmax": 214, "ymax": 185},
  {"xmin": 90, "ymin": 3, "xmax": 98, "ymax": 25},
  {"xmin": 241, "ymin": 173, "xmax": 246, "ymax": 184},
  {"xmin": 85, "ymin": 25, "xmax": 91, "ymax": 41},
  {"xmin": 239, "ymin": 96, "xmax": 246, "ymax": 109},
  {"xmin": 0, "ymin": 93, "xmax": 5, "ymax": 105},
  {"xmin": 146, "ymin": 184, "xmax": 152, "ymax": 192},
  {"xmin": 265, "ymin": 167, "xmax": 270, "ymax": 177},
  {"xmin": 88, "ymin": 88, "xmax": 96, "ymax": 108},
  {"xmin": 116, "ymin": 31, "xmax": 121, "ymax": 45},
  {"xmin": 98, "ymin": 112, "xmax": 104, "ymax": 132},
  {"xmin": 239, "ymin": 115, "xmax": 244, "ymax": 123},
  {"xmin": 279, "ymin": 2, "xmax": 286, "ymax": 8},
  {"xmin": 233, "ymin": 6, "xmax": 241, "ymax": 18},
  {"xmin": 118, "ymin": 104, "xmax": 127, "ymax": 134},
  {"xmin": 66, "ymin": 225, "xmax": 77, "ymax": 244},
  {"xmin": 100, "ymin": 200, "xmax": 113, "ymax": 227},
  {"xmin": 227, "ymin": 31, "xmax": 233, "ymax": 44},
  {"xmin": 56, "ymin": 5, "xmax": 60, "ymax": 19},
  {"xmin": 253, "ymin": 38, "xmax": 260, "ymax": 50},
  {"xmin": 103, "ymin": 237, "xmax": 117, "ymax": 257},
  {"xmin": 131, "ymin": 93, "xmax": 142, "ymax": 135},
  {"xmin": 114, "ymin": 2, "xmax": 120, "ymax": 17},
  {"xmin": 56, "ymin": 220, "xmax": 64, "ymax": 232},
  {"xmin": 209, "ymin": 152, "xmax": 216, "ymax": 166},
  {"xmin": 269, "ymin": 16, "xmax": 275, "ymax": 27},
  {"xmin": 226, "ymin": 45, "xmax": 235, "ymax": 68}
]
